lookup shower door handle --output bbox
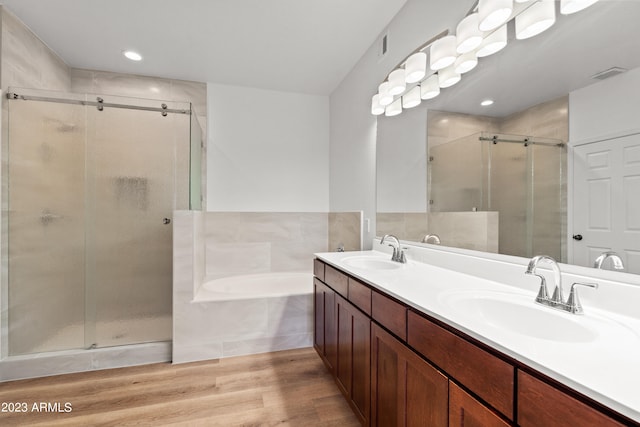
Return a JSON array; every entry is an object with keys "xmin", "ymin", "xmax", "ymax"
[{"xmin": 163, "ymin": 218, "xmax": 171, "ymax": 225}]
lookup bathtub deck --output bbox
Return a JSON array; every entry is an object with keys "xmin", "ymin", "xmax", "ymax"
[{"xmin": 0, "ymin": 347, "xmax": 359, "ymax": 426}]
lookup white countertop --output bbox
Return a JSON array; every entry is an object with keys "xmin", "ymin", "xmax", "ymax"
[{"xmin": 315, "ymin": 250, "xmax": 640, "ymax": 423}]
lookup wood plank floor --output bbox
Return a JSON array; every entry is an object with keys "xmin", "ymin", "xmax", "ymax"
[{"xmin": 0, "ymin": 347, "xmax": 360, "ymax": 426}]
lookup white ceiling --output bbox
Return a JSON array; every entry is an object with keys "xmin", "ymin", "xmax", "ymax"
[{"xmin": 0, "ymin": 0, "xmax": 407, "ymax": 95}]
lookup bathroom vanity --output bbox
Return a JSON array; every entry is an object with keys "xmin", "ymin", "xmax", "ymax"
[{"xmin": 313, "ymin": 250, "xmax": 640, "ymax": 426}]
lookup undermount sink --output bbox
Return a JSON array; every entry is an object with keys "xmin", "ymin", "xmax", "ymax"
[
  {"xmin": 342, "ymin": 255, "xmax": 402, "ymax": 271},
  {"xmin": 439, "ymin": 290, "xmax": 601, "ymax": 343}
]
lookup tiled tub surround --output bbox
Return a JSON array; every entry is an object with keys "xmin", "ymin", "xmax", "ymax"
[
  {"xmin": 316, "ymin": 241, "xmax": 640, "ymax": 424},
  {"xmin": 172, "ymin": 210, "xmax": 361, "ymax": 364}
]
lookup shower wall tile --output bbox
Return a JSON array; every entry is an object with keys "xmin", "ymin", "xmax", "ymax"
[
  {"xmin": 500, "ymin": 96, "xmax": 569, "ymax": 142},
  {"xmin": 376, "ymin": 212, "xmax": 429, "ymax": 242},
  {"xmin": 377, "ymin": 212, "xmax": 498, "ymax": 252},
  {"xmin": 69, "ymin": 69, "xmax": 207, "ymax": 117},
  {"xmin": 0, "ymin": 7, "xmax": 71, "ymax": 92},
  {"xmin": 328, "ymin": 212, "xmax": 362, "ymax": 252},
  {"xmin": 428, "ymin": 212, "xmax": 499, "ymax": 253},
  {"xmin": 427, "ymin": 110, "xmax": 499, "ymax": 149}
]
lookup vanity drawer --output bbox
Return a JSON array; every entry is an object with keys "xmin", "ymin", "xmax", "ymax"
[
  {"xmin": 324, "ymin": 264, "xmax": 348, "ymax": 297},
  {"xmin": 372, "ymin": 290, "xmax": 407, "ymax": 341},
  {"xmin": 348, "ymin": 277, "xmax": 371, "ymax": 315},
  {"xmin": 313, "ymin": 258, "xmax": 325, "ymax": 281},
  {"xmin": 407, "ymin": 310, "xmax": 514, "ymax": 420}
]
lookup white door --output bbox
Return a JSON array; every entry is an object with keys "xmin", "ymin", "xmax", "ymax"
[{"xmin": 572, "ymin": 133, "xmax": 640, "ymax": 273}]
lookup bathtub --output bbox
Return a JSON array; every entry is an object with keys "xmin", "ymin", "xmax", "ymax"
[
  {"xmin": 175, "ymin": 271, "xmax": 314, "ymax": 363},
  {"xmin": 195, "ymin": 271, "xmax": 313, "ymax": 302}
]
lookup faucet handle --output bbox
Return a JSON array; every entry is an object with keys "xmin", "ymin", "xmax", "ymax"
[
  {"xmin": 527, "ymin": 272, "xmax": 550, "ymax": 304},
  {"xmin": 387, "ymin": 244, "xmax": 399, "ymax": 261},
  {"xmin": 398, "ymin": 247, "xmax": 409, "ymax": 264},
  {"xmin": 565, "ymin": 282, "xmax": 598, "ymax": 314}
]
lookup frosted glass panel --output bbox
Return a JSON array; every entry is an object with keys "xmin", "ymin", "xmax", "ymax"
[
  {"xmin": 489, "ymin": 141, "xmax": 528, "ymax": 257},
  {"xmin": 86, "ymin": 99, "xmax": 186, "ymax": 348},
  {"xmin": 7, "ymin": 98, "xmax": 86, "ymax": 355},
  {"xmin": 429, "ymin": 134, "xmax": 487, "ymax": 212}
]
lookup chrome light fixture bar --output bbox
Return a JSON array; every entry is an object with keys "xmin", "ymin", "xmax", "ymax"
[{"xmin": 371, "ymin": 0, "xmax": 601, "ymax": 118}]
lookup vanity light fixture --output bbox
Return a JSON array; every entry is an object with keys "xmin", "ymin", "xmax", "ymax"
[
  {"xmin": 370, "ymin": 0, "xmax": 595, "ymax": 118},
  {"xmin": 402, "ymin": 86, "xmax": 422, "ymax": 109},
  {"xmin": 378, "ymin": 82, "xmax": 393, "ymax": 106},
  {"xmin": 405, "ymin": 52, "xmax": 427, "ymax": 84},
  {"xmin": 456, "ymin": 13, "xmax": 483, "ymax": 54},
  {"xmin": 481, "ymin": 99, "xmax": 495, "ymax": 106},
  {"xmin": 516, "ymin": 0, "xmax": 556, "ymax": 40},
  {"xmin": 438, "ymin": 65, "xmax": 461, "ymax": 88},
  {"xmin": 476, "ymin": 24, "xmax": 508, "ymax": 57},
  {"xmin": 420, "ymin": 74, "xmax": 441, "ymax": 100},
  {"xmin": 454, "ymin": 51, "xmax": 479, "ymax": 74},
  {"xmin": 123, "ymin": 50, "xmax": 142, "ymax": 61},
  {"xmin": 478, "ymin": 0, "xmax": 514, "ymax": 31},
  {"xmin": 371, "ymin": 94, "xmax": 385, "ymax": 115},
  {"xmin": 430, "ymin": 35, "xmax": 457, "ymax": 71},
  {"xmin": 388, "ymin": 69, "xmax": 407, "ymax": 95},
  {"xmin": 560, "ymin": 0, "xmax": 599, "ymax": 15},
  {"xmin": 385, "ymin": 98, "xmax": 403, "ymax": 117}
]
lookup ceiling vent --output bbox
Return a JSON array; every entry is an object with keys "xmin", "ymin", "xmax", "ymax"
[{"xmin": 591, "ymin": 67, "xmax": 627, "ymax": 80}]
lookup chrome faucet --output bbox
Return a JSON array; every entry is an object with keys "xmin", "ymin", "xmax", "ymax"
[
  {"xmin": 421, "ymin": 233, "xmax": 441, "ymax": 245},
  {"xmin": 525, "ymin": 255, "xmax": 598, "ymax": 314},
  {"xmin": 380, "ymin": 234, "xmax": 407, "ymax": 263},
  {"xmin": 593, "ymin": 251, "xmax": 624, "ymax": 271},
  {"xmin": 525, "ymin": 255, "xmax": 563, "ymax": 305}
]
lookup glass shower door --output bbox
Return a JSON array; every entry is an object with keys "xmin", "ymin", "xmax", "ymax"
[
  {"xmin": 7, "ymin": 94, "xmax": 87, "ymax": 355},
  {"xmin": 85, "ymin": 95, "xmax": 189, "ymax": 348}
]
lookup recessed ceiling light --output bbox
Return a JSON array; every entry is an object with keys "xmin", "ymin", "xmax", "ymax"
[
  {"xmin": 123, "ymin": 50, "xmax": 142, "ymax": 61},
  {"xmin": 481, "ymin": 99, "xmax": 494, "ymax": 106}
]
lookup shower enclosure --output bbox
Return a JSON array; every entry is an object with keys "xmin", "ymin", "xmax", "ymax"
[
  {"xmin": 2, "ymin": 88, "xmax": 202, "ymax": 357},
  {"xmin": 429, "ymin": 131, "xmax": 565, "ymax": 260}
]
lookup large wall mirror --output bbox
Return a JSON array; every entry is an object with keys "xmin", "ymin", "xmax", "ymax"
[{"xmin": 376, "ymin": 0, "xmax": 640, "ymax": 275}]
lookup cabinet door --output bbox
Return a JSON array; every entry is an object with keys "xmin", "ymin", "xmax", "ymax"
[
  {"xmin": 313, "ymin": 278, "xmax": 336, "ymax": 372},
  {"xmin": 449, "ymin": 382, "xmax": 510, "ymax": 427},
  {"xmin": 336, "ymin": 295, "xmax": 371, "ymax": 425},
  {"xmin": 371, "ymin": 324, "xmax": 448, "ymax": 427},
  {"xmin": 518, "ymin": 371, "xmax": 626, "ymax": 427}
]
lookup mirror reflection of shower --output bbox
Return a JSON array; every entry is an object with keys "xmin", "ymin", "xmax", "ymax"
[
  {"xmin": 429, "ymin": 131, "xmax": 565, "ymax": 260},
  {"xmin": 3, "ymin": 88, "xmax": 202, "ymax": 356}
]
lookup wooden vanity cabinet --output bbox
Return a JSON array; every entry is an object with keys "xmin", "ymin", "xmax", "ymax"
[
  {"xmin": 371, "ymin": 323, "xmax": 448, "ymax": 427},
  {"xmin": 407, "ymin": 310, "xmax": 514, "ymax": 420},
  {"xmin": 313, "ymin": 278, "xmax": 336, "ymax": 372},
  {"xmin": 449, "ymin": 382, "xmax": 510, "ymax": 427},
  {"xmin": 517, "ymin": 371, "xmax": 626, "ymax": 427},
  {"xmin": 336, "ymin": 294, "xmax": 371, "ymax": 425},
  {"xmin": 313, "ymin": 259, "xmax": 637, "ymax": 427}
]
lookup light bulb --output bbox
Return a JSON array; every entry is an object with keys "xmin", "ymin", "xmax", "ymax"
[{"xmin": 405, "ymin": 52, "xmax": 427, "ymax": 84}]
